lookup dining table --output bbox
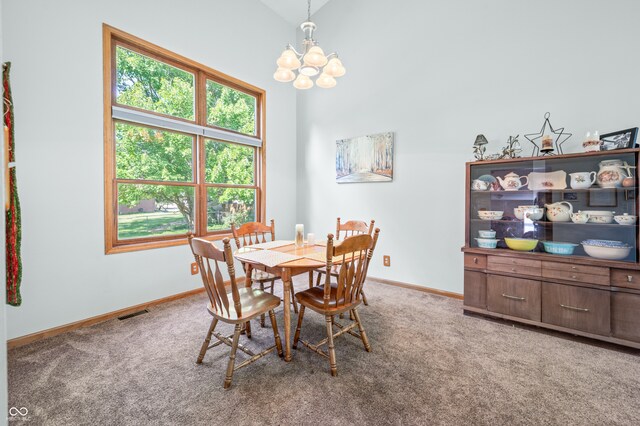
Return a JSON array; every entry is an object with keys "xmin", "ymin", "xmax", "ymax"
[{"xmin": 234, "ymin": 241, "xmax": 327, "ymax": 362}]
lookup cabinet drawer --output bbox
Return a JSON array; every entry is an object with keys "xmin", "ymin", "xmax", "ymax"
[
  {"xmin": 487, "ymin": 275, "xmax": 541, "ymax": 321},
  {"xmin": 611, "ymin": 269, "xmax": 640, "ymax": 290},
  {"xmin": 464, "ymin": 270, "xmax": 486, "ymax": 309},
  {"xmin": 542, "ymin": 283, "xmax": 610, "ymax": 336},
  {"xmin": 542, "ymin": 269, "xmax": 610, "ymax": 286},
  {"xmin": 488, "ymin": 256, "xmax": 541, "ymax": 277},
  {"xmin": 464, "ymin": 253, "xmax": 486, "ymax": 270},
  {"xmin": 543, "ymin": 261, "xmax": 609, "ymax": 276},
  {"xmin": 611, "ymin": 292, "xmax": 640, "ymax": 343}
]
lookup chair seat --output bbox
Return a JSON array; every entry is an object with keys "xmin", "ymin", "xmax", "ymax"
[
  {"xmin": 295, "ymin": 284, "xmax": 361, "ymax": 314},
  {"xmin": 208, "ymin": 288, "xmax": 280, "ymax": 324},
  {"xmin": 252, "ymin": 269, "xmax": 280, "ymax": 282}
]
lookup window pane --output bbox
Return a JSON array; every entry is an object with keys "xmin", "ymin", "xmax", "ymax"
[
  {"xmin": 116, "ymin": 46, "xmax": 195, "ymax": 120},
  {"xmin": 116, "ymin": 122, "xmax": 193, "ymax": 182},
  {"xmin": 206, "ymin": 80, "xmax": 256, "ymax": 135},
  {"xmin": 207, "ymin": 187, "xmax": 255, "ymax": 232},
  {"xmin": 117, "ymin": 184, "xmax": 194, "ymax": 239},
  {"xmin": 205, "ymin": 139, "xmax": 254, "ymax": 184}
]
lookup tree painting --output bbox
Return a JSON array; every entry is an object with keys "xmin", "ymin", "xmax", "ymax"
[{"xmin": 336, "ymin": 132, "xmax": 394, "ymax": 183}]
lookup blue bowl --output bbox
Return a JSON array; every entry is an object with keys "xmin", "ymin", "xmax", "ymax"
[
  {"xmin": 542, "ymin": 241, "xmax": 578, "ymax": 255},
  {"xmin": 475, "ymin": 238, "xmax": 499, "ymax": 249}
]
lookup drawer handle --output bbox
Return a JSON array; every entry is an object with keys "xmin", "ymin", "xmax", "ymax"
[
  {"xmin": 511, "ymin": 268, "xmax": 516, "ymax": 272},
  {"xmin": 571, "ymin": 275, "xmax": 577, "ymax": 279},
  {"xmin": 560, "ymin": 304, "xmax": 589, "ymax": 312},
  {"xmin": 473, "ymin": 257, "xmax": 478, "ymax": 264},
  {"xmin": 571, "ymin": 266, "xmax": 577, "ymax": 270},
  {"xmin": 502, "ymin": 293, "xmax": 526, "ymax": 301},
  {"xmin": 628, "ymin": 275, "xmax": 633, "ymax": 283}
]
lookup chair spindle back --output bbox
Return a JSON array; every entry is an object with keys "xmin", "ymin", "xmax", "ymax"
[
  {"xmin": 188, "ymin": 235, "xmax": 241, "ymax": 317},
  {"xmin": 231, "ymin": 220, "xmax": 275, "ymax": 249},
  {"xmin": 336, "ymin": 217, "xmax": 375, "ymax": 240},
  {"xmin": 324, "ymin": 228, "xmax": 380, "ymax": 309}
]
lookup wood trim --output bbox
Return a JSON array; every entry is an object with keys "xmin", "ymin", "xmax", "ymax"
[
  {"xmin": 368, "ymin": 276, "xmax": 464, "ymax": 300},
  {"xmin": 7, "ymin": 277, "xmax": 241, "ymax": 349},
  {"xmin": 103, "ymin": 24, "xmax": 267, "ymax": 254}
]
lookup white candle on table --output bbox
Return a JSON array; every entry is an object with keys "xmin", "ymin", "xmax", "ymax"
[{"xmin": 307, "ymin": 233, "xmax": 315, "ymax": 246}]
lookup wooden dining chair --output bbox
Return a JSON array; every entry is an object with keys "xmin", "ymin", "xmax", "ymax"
[
  {"xmin": 188, "ymin": 234, "xmax": 283, "ymax": 389},
  {"xmin": 231, "ymin": 220, "xmax": 298, "ymax": 328},
  {"xmin": 311, "ymin": 218, "xmax": 375, "ymax": 306},
  {"xmin": 294, "ymin": 229, "xmax": 380, "ymax": 376}
]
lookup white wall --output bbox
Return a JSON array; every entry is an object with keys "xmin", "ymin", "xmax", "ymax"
[
  {"xmin": 296, "ymin": 0, "xmax": 640, "ymax": 293},
  {"xmin": 2, "ymin": 0, "xmax": 297, "ymax": 339}
]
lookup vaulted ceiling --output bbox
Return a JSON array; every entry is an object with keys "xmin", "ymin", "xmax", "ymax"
[{"xmin": 260, "ymin": 0, "xmax": 332, "ymax": 27}]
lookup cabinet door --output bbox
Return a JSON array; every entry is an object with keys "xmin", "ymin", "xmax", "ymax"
[
  {"xmin": 611, "ymin": 292, "xmax": 640, "ymax": 343},
  {"xmin": 464, "ymin": 270, "xmax": 486, "ymax": 309},
  {"xmin": 487, "ymin": 274, "xmax": 541, "ymax": 321},
  {"xmin": 542, "ymin": 283, "xmax": 610, "ymax": 336}
]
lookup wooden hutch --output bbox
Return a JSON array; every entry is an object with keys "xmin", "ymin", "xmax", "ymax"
[{"xmin": 462, "ymin": 148, "xmax": 640, "ymax": 349}]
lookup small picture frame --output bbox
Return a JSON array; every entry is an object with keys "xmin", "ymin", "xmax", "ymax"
[
  {"xmin": 588, "ymin": 189, "xmax": 618, "ymax": 207},
  {"xmin": 600, "ymin": 128, "xmax": 638, "ymax": 151},
  {"xmin": 562, "ymin": 192, "xmax": 578, "ymax": 201}
]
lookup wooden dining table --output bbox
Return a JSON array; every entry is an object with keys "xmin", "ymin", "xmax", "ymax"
[{"xmin": 235, "ymin": 242, "xmax": 326, "ymax": 362}]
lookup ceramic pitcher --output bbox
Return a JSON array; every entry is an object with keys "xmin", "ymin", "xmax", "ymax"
[
  {"xmin": 596, "ymin": 159, "xmax": 628, "ymax": 188},
  {"xmin": 569, "ymin": 171, "xmax": 597, "ymax": 189},
  {"xmin": 545, "ymin": 201, "xmax": 573, "ymax": 222}
]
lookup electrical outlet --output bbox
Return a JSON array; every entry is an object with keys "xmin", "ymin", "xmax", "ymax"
[
  {"xmin": 191, "ymin": 262, "xmax": 199, "ymax": 275},
  {"xmin": 383, "ymin": 255, "xmax": 391, "ymax": 267}
]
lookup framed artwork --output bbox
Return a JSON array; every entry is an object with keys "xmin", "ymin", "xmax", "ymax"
[
  {"xmin": 562, "ymin": 192, "xmax": 578, "ymax": 201},
  {"xmin": 336, "ymin": 132, "xmax": 394, "ymax": 183},
  {"xmin": 601, "ymin": 128, "xmax": 638, "ymax": 151},
  {"xmin": 588, "ymin": 189, "xmax": 618, "ymax": 207}
]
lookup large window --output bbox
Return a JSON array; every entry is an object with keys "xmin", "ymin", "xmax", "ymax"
[{"xmin": 104, "ymin": 25, "xmax": 265, "ymax": 253}]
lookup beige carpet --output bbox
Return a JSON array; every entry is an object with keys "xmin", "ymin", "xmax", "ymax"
[{"xmin": 8, "ymin": 278, "xmax": 640, "ymax": 425}]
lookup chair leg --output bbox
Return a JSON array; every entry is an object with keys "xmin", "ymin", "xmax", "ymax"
[
  {"xmin": 197, "ymin": 318, "xmax": 218, "ymax": 364},
  {"xmin": 293, "ymin": 305, "xmax": 306, "ymax": 349},
  {"xmin": 316, "ymin": 271, "xmax": 323, "ymax": 286},
  {"xmin": 245, "ymin": 320, "xmax": 252, "ymax": 339},
  {"xmin": 308, "ymin": 271, "xmax": 314, "ymax": 288},
  {"xmin": 352, "ymin": 308, "xmax": 371, "ymax": 352},
  {"xmin": 325, "ymin": 315, "xmax": 338, "ymax": 376},
  {"xmin": 270, "ymin": 279, "xmax": 275, "ymax": 294},
  {"xmin": 291, "ymin": 284, "xmax": 298, "ymax": 314},
  {"xmin": 224, "ymin": 324, "xmax": 242, "ymax": 389},
  {"xmin": 362, "ymin": 291, "xmax": 369, "ymax": 306},
  {"xmin": 269, "ymin": 310, "xmax": 283, "ymax": 357},
  {"xmin": 260, "ymin": 282, "xmax": 266, "ymax": 328}
]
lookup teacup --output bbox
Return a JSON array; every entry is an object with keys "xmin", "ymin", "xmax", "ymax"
[
  {"xmin": 471, "ymin": 179, "xmax": 491, "ymax": 191},
  {"xmin": 525, "ymin": 207, "xmax": 545, "ymax": 221},
  {"xmin": 514, "ymin": 205, "xmax": 538, "ymax": 220},
  {"xmin": 570, "ymin": 211, "xmax": 590, "ymax": 224},
  {"xmin": 614, "ymin": 213, "xmax": 637, "ymax": 226}
]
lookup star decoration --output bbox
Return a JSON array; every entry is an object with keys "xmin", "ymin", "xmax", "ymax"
[{"xmin": 524, "ymin": 112, "xmax": 572, "ymax": 156}]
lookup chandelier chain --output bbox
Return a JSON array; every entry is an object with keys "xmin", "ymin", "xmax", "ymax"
[{"xmin": 307, "ymin": 0, "xmax": 311, "ymax": 22}]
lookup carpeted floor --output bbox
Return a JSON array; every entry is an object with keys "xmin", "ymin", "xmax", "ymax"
[{"xmin": 8, "ymin": 278, "xmax": 640, "ymax": 425}]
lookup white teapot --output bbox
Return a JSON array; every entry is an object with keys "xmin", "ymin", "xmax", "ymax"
[
  {"xmin": 497, "ymin": 172, "xmax": 529, "ymax": 191},
  {"xmin": 545, "ymin": 201, "xmax": 573, "ymax": 222}
]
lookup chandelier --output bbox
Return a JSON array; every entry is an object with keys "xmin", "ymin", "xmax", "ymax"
[{"xmin": 273, "ymin": 0, "xmax": 346, "ymax": 89}]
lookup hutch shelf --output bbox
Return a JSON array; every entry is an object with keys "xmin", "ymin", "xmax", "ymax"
[{"xmin": 462, "ymin": 148, "xmax": 640, "ymax": 349}]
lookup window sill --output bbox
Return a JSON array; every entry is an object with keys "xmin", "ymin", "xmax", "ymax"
[{"xmin": 105, "ymin": 233, "xmax": 233, "ymax": 255}]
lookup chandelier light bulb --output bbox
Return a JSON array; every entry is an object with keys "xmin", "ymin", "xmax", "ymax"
[
  {"xmin": 324, "ymin": 57, "xmax": 346, "ymax": 77},
  {"xmin": 293, "ymin": 74, "xmax": 314, "ymax": 90},
  {"xmin": 273, "ymin": 67, "xmax": 295, "ymax": 82},
  {"xmin": 304, "ymin": 46, "xmax": 328, "ymax": 67},
  {"xmin": 276, "ymin": 49, "xmax": 301, "ymax": 70},
  {"xmin": 316, "ymin": 73, "xmax": 337, "ymax": 89},
  {"xmin": 299, "ymin": 65, "xmax": 319, "ymax": 77}
]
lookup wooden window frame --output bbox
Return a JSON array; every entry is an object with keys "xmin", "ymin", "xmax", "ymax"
[{"xmin": 103, "ymin": 24, "xmax": 266, "ymax": 254}]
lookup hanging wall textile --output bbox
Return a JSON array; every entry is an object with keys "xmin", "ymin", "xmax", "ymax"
[{"xmin": 4, "ymin": 62, "xmax": 22, "ymax": 306}]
